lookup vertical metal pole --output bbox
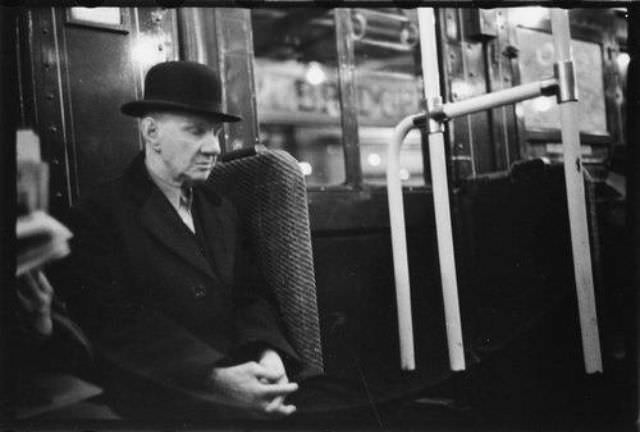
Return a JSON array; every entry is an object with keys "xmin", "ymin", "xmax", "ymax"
[
  {"xmin": 550, "ymin": 9, "xmax": 602, "ymax": 374},
  {"xmin": 418, "ymin": 8, "xmax": 466, "ymax": 371},
  {"xmin": 335, "ymin": 9, "xmax": 363, "ymax": 188}
]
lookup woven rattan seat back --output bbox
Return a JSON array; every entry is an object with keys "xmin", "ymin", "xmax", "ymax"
[{"xmin": 209, "ymin": 148, "xmax": 323, "ymax": 374}]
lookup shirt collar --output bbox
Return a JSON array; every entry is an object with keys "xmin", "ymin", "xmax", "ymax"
[{"xmin": 145, "ymin": 160, "xmax": 191, "ymax": 211}]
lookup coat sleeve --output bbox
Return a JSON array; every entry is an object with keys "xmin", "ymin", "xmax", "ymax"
[
  {"xmin": 54, "ymin": 196, "xmax": 225, "ymax": 392},
  {"xmin": 230, "ymin": 209, "xmax": 302, "ymax": 371}
]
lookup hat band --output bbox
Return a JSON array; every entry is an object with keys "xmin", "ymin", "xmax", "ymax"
[{"xmin": 142, "ymin": 94, "xmax": 222, "ymax": 110}]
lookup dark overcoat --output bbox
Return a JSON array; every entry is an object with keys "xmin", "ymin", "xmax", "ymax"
[{"xmin": 56, "ymin": 153, "xmax": 300, "ymax": 411}]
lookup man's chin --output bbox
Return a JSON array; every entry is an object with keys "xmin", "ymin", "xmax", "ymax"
[{"xmin": 186, "ymin": 171, "xmax": 213, "ymax": 185}]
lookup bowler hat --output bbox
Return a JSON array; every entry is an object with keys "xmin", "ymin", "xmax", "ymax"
[{"xmin": 121, "ymin": 61, "xmax": 241, "ymax": 122}]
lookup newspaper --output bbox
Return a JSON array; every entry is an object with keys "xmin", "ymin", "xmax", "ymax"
[{"xmin": 16, "ymin": 211, "xmax": 73, "ymax": 276}]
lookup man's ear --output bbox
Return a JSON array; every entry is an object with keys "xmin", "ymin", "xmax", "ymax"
[{"xmin": 140, "ymin": 116, "xmax": 161, "ymax": 152}]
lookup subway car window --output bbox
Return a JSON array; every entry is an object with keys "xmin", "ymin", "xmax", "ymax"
[
  {"xmin": 512, "ymin": 11, "xmax": 608, "ymax": 135},
  {"xmin": 251, "ymin": 9, "xmax": 345, "ymax": 187},
  {"xmin": 353, "ymin": 8, "xmax": 425, "ymax": 186},
  {"xmin": 507, "ymin": 7, "xmax": 622, "ymax": 167},
  {"xmin": 251, "ymin": 8, "xmax": 427, "ymax": 188}
]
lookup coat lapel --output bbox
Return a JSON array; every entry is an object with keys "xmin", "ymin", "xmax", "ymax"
[
  {"xmin": 124, "ymin": 152, "xmax": 218, "ymax": 282},
  {"xmin": 138, "ymin": 188, "xmax": 218, "ymax": 281},
  {"xmin": 194, "ymin": 188, "xmax": 234, "ymax": 284}
]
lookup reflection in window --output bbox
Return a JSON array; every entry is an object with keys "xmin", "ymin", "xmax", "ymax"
[
  {"xmin": 352, "ymin": 8, "xmax": 425, "ymax": 186},
  {"xmin": 515, "ymin": 26, "xmax": 608, "ymax": 135},
  {"xmin": 252, "ymin": 9, "xmax": 344, "ymax": 187},
  {"xmin": 615, "ymin": 50, "xmax": 628, "ymax": 146}
]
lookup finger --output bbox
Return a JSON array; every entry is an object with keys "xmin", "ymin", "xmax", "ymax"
[
  {"xmin": 17, "ymin": 289, "xmax": 34, "ymax": 312},
  {"xmin": 17, "ymin": 284, "xmax": 49, "ymax": 314},
  {"xmin": 21, "ymin": 272, "xmax": 40, "ymax": 298},
  {"xmin": 276, "ymin": 374, "xmax": 289, "ymax": 385},
  {"xmin": 264, "ymin": 396, "xmax": 284, "ymax": 413},
  {"xmin": 20, "ymin": 272, "xmax": 52, "ymax": 306},
  {"xmin": 264, "ymin": 396, "xmax": 297, "ymax": 417},
  {"xmin": 258, "ymin": 376, "xmax": 285, "ymax": 385},
  {"xmin": 260, "ymin": 382, "xmax": 299, "ymax": 398},
  {"xmin": 17, "ymin": 286, "xmax": 51, "ymax": 313},
  {"xmin": 265, "ymin": 401, "xmax": 297, "ymax": 417},
  {"xmin": 36, "ymin": 271, "xmax": 54, "ymax": 296},
  {"xmin": 254, "ymin": 364, "xmax": 285, "ymax": 383},
  {"xmin": 279, "ymin": 404, "xmax": 296, "ymax": 416}
]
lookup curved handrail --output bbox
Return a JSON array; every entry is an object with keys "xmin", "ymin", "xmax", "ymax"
[{"xmin": 386, "ymin": 114, "xmax": 423, "ymax": 371}]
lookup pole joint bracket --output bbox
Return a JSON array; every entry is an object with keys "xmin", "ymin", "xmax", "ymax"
[
  {"xmin": 425, "ymin": 96, "xmax": 445, "ymax": 133},
  {"xmin": 554, "ymin": 60, "xmax": 578, "ymax": 103}
]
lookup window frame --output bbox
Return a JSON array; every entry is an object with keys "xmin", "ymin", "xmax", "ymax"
[{"xmin": 511, "ymin": 10, "xmax": 618, "ymax": 165}]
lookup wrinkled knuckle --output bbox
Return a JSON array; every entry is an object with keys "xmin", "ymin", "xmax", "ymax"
[{"xmin": 263, "ymin": 404, "xmax": 275, "ymax": 414}]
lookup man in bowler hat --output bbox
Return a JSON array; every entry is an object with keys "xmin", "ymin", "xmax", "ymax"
[{"xmin": 57, "ymin": 61, "xmax": 306, "ymax": 419}]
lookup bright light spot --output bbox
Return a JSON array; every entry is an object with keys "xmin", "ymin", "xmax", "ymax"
[
  {"xmin": 515, "ymin": 103, "xmax": 524, "ymax": 118},
  {"xmin": 131, "ymin": 35, "xmax": 166, "ymax": 70},
  {"xmin": 299, "ymin": 161, "xmax": 313, "ymax": 176},
  {"xmin": 305, "ymin": 62, "xmax": 326, "ymax": 86},
  {"xmin": 367, "ymin": 153, "xmax": 382, "ymax": 167},
  {"xmin": 69, "ymin": 7, "xmax": 121, "ymax": 26},
  {"xmin": 451, "ymin": 81, "xmax": 474, "ymax": 100},
  {"xmin": 509, "ymin": 7, "xmax": 548, "ymax": 28},
  {"xmin": 532, "ymin": 96, "xmax": 552, "ymax": 112},
  {"xmin": 616, "ymin": 52, "xmax": 630, "ymax": 73},
  {"xmin": 399, "ymin": 168, "xmax": 410, "ymax": 181}
]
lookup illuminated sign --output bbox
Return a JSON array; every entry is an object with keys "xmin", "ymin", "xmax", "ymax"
[{"xmin": 255, "ymin": 59, "xmax": 422, "ymax": 126}]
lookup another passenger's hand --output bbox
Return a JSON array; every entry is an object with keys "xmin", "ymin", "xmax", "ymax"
[
  {"xmin": 18, "ymin": 270, "xmax": 54, "ymax": 336},
  {"xmin": 208, "ymin": 360, "xmax": 298, "ymax": 418}
]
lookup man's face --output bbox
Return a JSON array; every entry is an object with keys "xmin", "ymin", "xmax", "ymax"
[{"xmin": 153, "ymin": 112, "xmax": 223, "ymax": 185}]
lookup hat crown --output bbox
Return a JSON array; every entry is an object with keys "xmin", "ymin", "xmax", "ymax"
[
  {"xmin": 143, "ymin": 61, "xmax": 222, "ymax": 109},
  {"xmin": 120, "ymin": 61, "xmax": 241, "ymax": 122}
]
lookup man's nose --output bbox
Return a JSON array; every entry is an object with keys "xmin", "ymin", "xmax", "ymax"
[{"xmin": 200, "ymin": 131, "xmax": 221, "ymax": 156}]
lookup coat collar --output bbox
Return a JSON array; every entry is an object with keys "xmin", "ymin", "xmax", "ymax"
[
  {"xmin": 123, "ymin": 152, "xmax": 227, "ymax": 282},
  {"xmin": 123, "ymin": 152, "xmax": 223, "ymax": 208}
]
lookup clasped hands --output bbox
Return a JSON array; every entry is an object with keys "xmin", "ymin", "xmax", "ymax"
[{"xmin": 208, "ymin": 348, "xmax": 298, "ymax": 418}]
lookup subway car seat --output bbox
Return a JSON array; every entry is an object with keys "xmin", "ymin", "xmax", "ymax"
[{"xmin": 210, "ymin": 146, "xmax": 324, "ymax": 376}]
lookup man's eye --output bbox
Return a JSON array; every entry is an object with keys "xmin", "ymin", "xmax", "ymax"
[{"xmin": 189, "ymin": 127, "xmax": 206, "ymax": 136}]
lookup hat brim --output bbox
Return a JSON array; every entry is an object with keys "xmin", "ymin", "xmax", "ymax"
[{"xmin": 121, "ymin": 100, "xmax": 242, "ymax": 123}]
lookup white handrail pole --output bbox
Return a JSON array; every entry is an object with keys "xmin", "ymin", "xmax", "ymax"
[
  {"xmin": 387, "ymin": 115, "xmax": 421, "ymax": 370},
  {"xmin": 418, "ymin": 8, "xmax": 466, "ymax": 371},
  {"xmin": 440, "ymin": 79, "xmax": 557, "ymax": 120},
  {"xmin": 550, "ymin": 9, "xmax": 603, "ymax": 374}
]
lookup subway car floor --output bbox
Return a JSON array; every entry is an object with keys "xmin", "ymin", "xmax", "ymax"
[{"xmin": 16, "ymin": 294, "xmax": 635, "ymax": 431}]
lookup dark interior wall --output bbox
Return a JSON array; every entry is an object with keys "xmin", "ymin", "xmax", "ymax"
[
  {"xmin": 626, "ymin": 5, "xmax": 640, "ymax": 421},
  {"xmin": 438, "ymin": 8, "xmax": 520, "ymax": 180},
  {"xmin": 17, "ymin": 7, "xmax": 179, "ymax": 216},
  {"xmin": 61, "ymin": 13, "xmax": 142, "ymax": 199},
  {"xmin": 308, "ymin": 164, "xmax": 578, "ymax": 390},
  {"xmin": 309, "ymin": 190, "xmax": 450, "ymax": 387},
  {"xmin": 2, "ymin": 6, "xmax": 20, "ymax": 407}
]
